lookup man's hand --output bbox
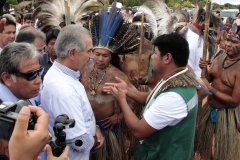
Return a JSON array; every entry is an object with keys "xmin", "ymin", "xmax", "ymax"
[
  {"xmin": 46, "ymin": 144, "xmax": 70, "ymax": 160},
  {"xmin": 200, "ymin": 78, "xmax": 212, "ymax": 91},
  {"xmin": 103, "ymin": 114, "xmax": 121, "ymax": 129},
  {"xmin": 199, "ymin": 57, "xmax": 209, "ymax": 69},
  {"xmin": 91, "ymin": 126, "xmax": 104, "ymax": 152},
  {"xmin": 9, "ymin": 106, "xmax": 50, "ymax": 160},
  {"xmin": 103, "ymin": 77, "xmax": 128, "ymax": 101},
  {"xmin": 0, "ymin": 18, "xmax": 6, "ymax": 32}
]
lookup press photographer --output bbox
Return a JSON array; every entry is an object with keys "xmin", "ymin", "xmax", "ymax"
[
  {"xmin": 0, "ymin": 99, "xmax": 70, "ymax": 160},
  {"xmin": 0, "ymin": 42, "xmax": 43, "ymax": 158}
]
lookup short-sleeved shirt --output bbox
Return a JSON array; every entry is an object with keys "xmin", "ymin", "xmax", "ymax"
[{"xmin": 144, "ymin": 92, "xmax": 187, "ymax": 130}]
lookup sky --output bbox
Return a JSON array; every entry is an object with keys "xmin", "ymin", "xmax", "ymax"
[{"xmin": 212, "ymin": 0, "xmax": 239, "ymax": 5}]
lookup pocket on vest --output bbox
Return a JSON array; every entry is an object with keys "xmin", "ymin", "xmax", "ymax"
[{"xmin": 134, "ymin": 140, "xmax": 160, "ymax": 160}]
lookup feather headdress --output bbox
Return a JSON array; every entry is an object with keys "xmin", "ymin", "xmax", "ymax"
[
  {"xmin": 192, "ymin": 7, "xmax": 221, "ymax": 33},
  {"xmin": 83, "ymin": 1, "xmax": 140, "ymax": 54},
  {"xmin": 141, "ymin": 0, "xmax": 184, "ymax": 36},
  {"xmin": 190, "ymin": 6, "xmax": 221, "ymax": 43},
  {"xmin": 32, "ymin": 0, "xmax": 101, "ymax": 33}
]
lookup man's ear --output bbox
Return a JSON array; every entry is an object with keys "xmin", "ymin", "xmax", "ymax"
[
  {"xmin": 68, "ymin": 48, "xmax": 76, "ymax": 61},
  {"xmin": 164, "ymin": 53, "xmax": 173, "ymax": 64},
  {"xmin": 1, "ymin": 72, "xmax": 14, "ymax": 87}
]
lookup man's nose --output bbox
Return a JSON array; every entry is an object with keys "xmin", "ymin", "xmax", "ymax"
[
  {"xmin": 99, "ymin": 56, "xmax": 104, "ymax": 61},
  {"xmin": 89, "ymin": 51, "xmax": 94, "ymax": 59},
  {"xmin": 10, "ymin": 33, "xmax": 15, "ymax": 38},
  {"xmin": 35, "ymin": 75, "xmax": 42, "ymax": 84}
]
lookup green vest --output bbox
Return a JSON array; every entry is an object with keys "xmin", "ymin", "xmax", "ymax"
[{"xmin": 134, "ymin": 86, "xmax": 198, "ymax": 160}]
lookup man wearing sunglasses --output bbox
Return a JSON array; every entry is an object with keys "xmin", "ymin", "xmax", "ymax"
[
  {"xmin": 196, "ymin": 28, "xmax": 240, "ymax": 159},
  {"xmin": 0, "ymin": 42, "xmax": 44, "ymax": 159}
]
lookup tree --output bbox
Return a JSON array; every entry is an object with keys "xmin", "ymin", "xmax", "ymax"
[
  {"xmin": 5, "ymin": 0, "xmax": 18, "ymax": 8},
  {"xmin": 173, "ymin": 2, "xmax": 181, "ymax": 8},
  {"xmin": 183, "ymin": 1, "xmax": 193, "ymax": 8}
]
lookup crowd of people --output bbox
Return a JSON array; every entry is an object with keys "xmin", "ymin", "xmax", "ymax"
[{"xmin": 0, "ymin": 1, "xmax": 240, "ymax": 160}]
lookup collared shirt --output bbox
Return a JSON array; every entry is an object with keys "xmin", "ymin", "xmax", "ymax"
[{"xmin": 41, "ymin": 61, "xmax": 96, "ymax": 160}]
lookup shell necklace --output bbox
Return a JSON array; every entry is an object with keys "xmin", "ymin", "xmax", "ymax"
[{"xmin": 89, "ymin": 64, "xmax": 111, "ymax": 96}]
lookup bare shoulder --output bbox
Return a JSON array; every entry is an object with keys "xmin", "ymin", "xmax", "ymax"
[
  {"xmin": 106, "ymin": 65, "xmax": 130, "ymax": 82},
  {"xmin": 81, "ymin": 64, "xmax": 93, "ymax": 84}
]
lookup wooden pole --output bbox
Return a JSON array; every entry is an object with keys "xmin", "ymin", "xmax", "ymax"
[
  {"xmin": 138, "ymin": 12, "xmax": 144, "ymax": 78},
  {"xmin": 64, "ymin": 0, "xmax": 71, "ymax": 25},
  {"xmin": 201, "ymin": 0, "xmax": 211, "ymax": 78}
]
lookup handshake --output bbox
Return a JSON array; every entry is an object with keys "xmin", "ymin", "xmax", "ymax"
[{"xmin": 0, "ymin": 100, "xmax": 69, "ymax": 160}]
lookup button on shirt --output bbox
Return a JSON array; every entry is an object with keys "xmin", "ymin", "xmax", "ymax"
[{"xmin": 41, "ymin": 61, "xmax": 96, "ymax": 160}]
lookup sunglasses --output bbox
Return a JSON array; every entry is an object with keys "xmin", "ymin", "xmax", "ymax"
[{"xmin": 15, "ymin": 66, "xmax": 45, "ymax": 81}]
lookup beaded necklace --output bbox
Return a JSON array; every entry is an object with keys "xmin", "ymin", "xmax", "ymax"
[
  {"xmin": 222, "ymin": 56, "xmax": 240, "ymax": 70},
  {"xmin": 89, "ymin": 64, "xmax": 111, "ymax": 96}
]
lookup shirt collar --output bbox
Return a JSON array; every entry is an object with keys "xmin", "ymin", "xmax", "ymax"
[{"xmin": 53, "ymin": 60, "xmax": 80, "ymax": 80}]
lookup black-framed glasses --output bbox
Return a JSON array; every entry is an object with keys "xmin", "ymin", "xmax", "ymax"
[{"xmin": 15, "ymin": 66, "xmax": 45, "ymax": 81}]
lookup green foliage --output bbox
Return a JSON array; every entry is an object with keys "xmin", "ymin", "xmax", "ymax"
[
  {"xmin": 212, "ymin": 3, "xmax": 220, "ymax": 10},
  {"xmin": 183, "ymin": 1, "xmax": 192, "ymax": 7},
  {"xmin": 173, "ymin": 2, "xmax": 181, "ymax": 8},
  {"xmin": 5, "ymin": 0, "xmax": 18, "ymax": 8},
  {"xmin": 125, "ymin": 0, "xmax": 141, "ymax": 7},
  {"xmin": 167, "ymin": 0, "xmax": 177, "ymax": 7},
  {"xmin": 198, "ymin": 0, "xmax": 206, "ymax": 7}
]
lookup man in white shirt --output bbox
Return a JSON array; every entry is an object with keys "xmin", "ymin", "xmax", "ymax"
[
  {"xmin": 41, "ymin": 25, "xmax": 104, "ymax": 160},
  {"xmin": 9, "ymin": 6, "xmax": 14, "ymax": 15},
  {"xmin": 176, "ymin": 10, "xmax": 203, "ymax": 77}
]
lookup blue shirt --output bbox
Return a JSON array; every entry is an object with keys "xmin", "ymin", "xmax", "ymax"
[{"xmin": 0, "ymin": 82, "xmax": 47, "ymax": 160}]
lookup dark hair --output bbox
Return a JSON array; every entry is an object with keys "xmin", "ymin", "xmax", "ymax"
[
  {"xmin": 0, "ymin": 43, "xmax": 38, "ymax": 83},
  {"xmin": 237, "ymin": 13, "xmax": 240, "ymax": 17},
  {"xmin": 46, "ymin": 29, "xmax": 60, "ymax": 45},
  {"xmin": 132, "ymin": 13, "xmax": 147, "ymax": 23},
  {"xmin": 24, "ymin": 13, "xmax": 32, "ymax": 22},
  {"xmin": 0, "ymin": 14, "xmax": 16, "ymax": 32},
  {"xmin": 153, "ymin": 33, "xmax": 189, "ymax": 67},
  {"xmin": 110, "ymin": 53, "xmax": 121, "ymax": 71},
  {"xmin": 16, "ymin": 27, "xmax": 46, "ymax": 43}
]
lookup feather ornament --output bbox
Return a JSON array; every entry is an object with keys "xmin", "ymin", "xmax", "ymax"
[
  {"xmin": 137, "ymin": 6, "xmax": 157, "ymax": 37},
  {"xmin": 32, "ymin": 0, "xmax": 101, "ymax": 33},
  {"xmin": 83, "ymin": 0, "xmax": 140, "ymax": 54}
]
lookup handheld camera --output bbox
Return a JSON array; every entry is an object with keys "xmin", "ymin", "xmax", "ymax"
[
  {"xmin": 49, "ymin": 114, "xmax": 82, "ymax": 157},
  {"xmin": 0, "ymin": 100, "xmax": 36, "ymax": 141}
]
